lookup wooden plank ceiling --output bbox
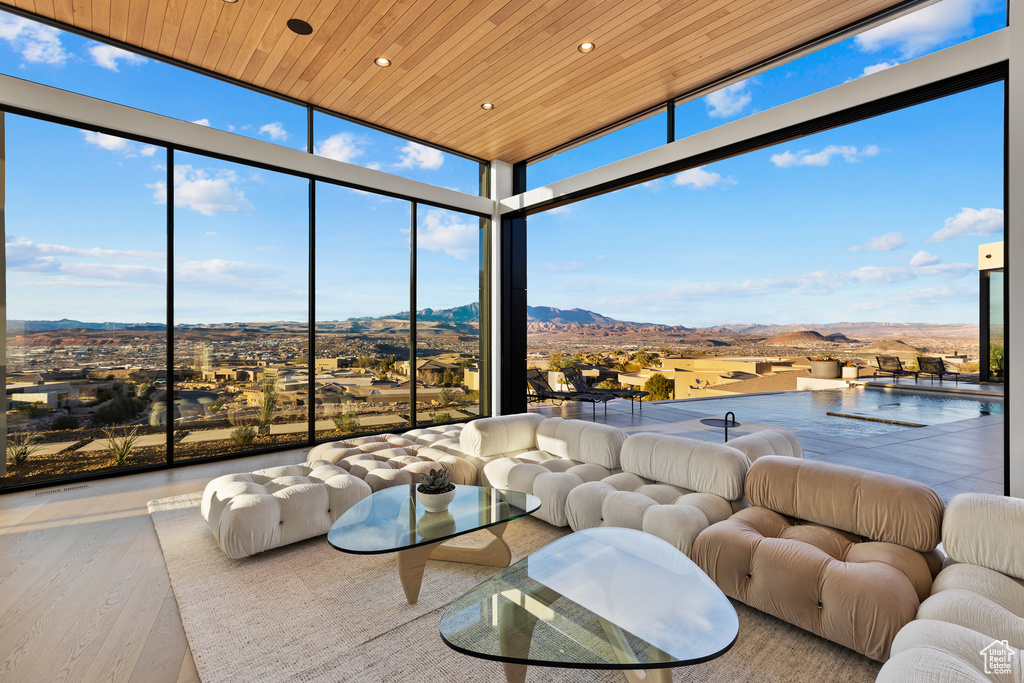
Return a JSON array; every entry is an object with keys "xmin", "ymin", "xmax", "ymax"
[{"xmin": 2, "ymin": 0, "xmax": 909, "ymax": 162}]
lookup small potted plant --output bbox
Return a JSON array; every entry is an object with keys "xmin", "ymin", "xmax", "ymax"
[
  {"xmin": 841, "ymin": 361, "xmax": 859, "ymax": 380},
  {"xmin": 810, "ymin": 356, "xmax": 841, "ymax": 379},
  {"xmin": 417, "ymin": 465, "xmax": 456, "ymax": 512}
]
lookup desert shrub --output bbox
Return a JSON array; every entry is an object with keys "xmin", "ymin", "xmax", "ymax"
[
  {"xmin": 332, "ymin": 411, "xmax": 360, "ymax": 434},
  {"xmin": 642, "ymin": 374, "xmax": 674, "ymax": 401},
  {"xmin": 104, "ymin": 426, "xmax": 140, "ymax": 465},
  {"xmin": 13, "ymin": 402, "xmax": 50, "ymax": 418},
  {"xmin": 429, "ymin": 411, "xmax": 452, "ymax": 424},
  {"xmin": 596, "ymin": 380, "xmax": 616, "ymax": 390},
  {"xmin": 960, "ymin": 361, "xmax": 981, "ymax": 373},
  {"xmin": 438, "ymin": 387, "xmax": 462, "ymax": 407},
  {"xmin": 230, "ymin": 425, "xmax": 257, "ymax": 447},
  {"xmin": 6, "ymin": 432, "xmax": 43, "ymax": 469},
  {"xmin": 49, "ymin": 414, "xmax": 80, "ymax": 430}
]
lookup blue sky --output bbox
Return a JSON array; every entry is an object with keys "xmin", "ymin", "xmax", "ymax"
[{"xmin": 1, "ymin": 0, "xmax": 1007, "ymax": 327}]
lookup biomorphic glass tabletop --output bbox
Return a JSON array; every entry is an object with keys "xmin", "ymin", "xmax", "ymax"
[
  {"xmin": 439, "ymin": 527, "xmax": 738, "ymax": 678},
  {"xmin": 327, "ymin": 484, "xmax": 540, "ymax": 554}
]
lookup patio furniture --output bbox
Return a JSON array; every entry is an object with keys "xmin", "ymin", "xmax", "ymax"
[
  {"xmin": 526, "ymin": 367, "xmax": 613, "ymax": 418},
  {"xmin": 916, "ymin": 356, "xmax": 960, "ymax": 383},
  {"xmin": 878, "ymin": 493, "xmax": 1024, "ymax": 682},
  {"xmin": 875, "ymin": 355, "xmax": 919, "ymax": 382},
  {"xmin": 201, "ymin": 460, "xmax": 372, "ymax": 559},
  {"xmin": 692, "ymin": 456, "xmax": 945, "ymax": 662},
  {"xmin": 306, "ymin": 429, "xmax": 476, "ymax": 490},
  {"xmin": 561, "ymin": 365, "xmax": 649, "ymax": 413},
  {"xmin": 327, "ymin": 484, "xmax": 540, "ymax": 604},
  {"xmin": 479, "ymin": 416, "xmax": 628, "ymax": 526},
  {"xmin": 439, "ymin": 527, "xmax": 738, "ymax": 683}
]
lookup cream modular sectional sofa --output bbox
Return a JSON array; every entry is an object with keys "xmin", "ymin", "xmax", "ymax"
[{"xmin": 877, "ymin": 492, "xmax": 1024, "ymax": 681}]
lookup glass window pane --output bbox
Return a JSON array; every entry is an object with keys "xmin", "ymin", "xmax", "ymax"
[
  {"xmin": 4, "ymin": 114, "xmax": 166, "ymax": 488},
  {"xmin": 172, "ymin": 153, "xmax": 308, "ymax": 460},
  {"xmin": 314, "ymin": 183, "xmax": 411, "ymax": 438},
  {"xmin": 313, "ymin": 112, "xmax": 482, "ymax": 194},
  {"xmin": 415, "ymin": 207, "xmax": 484, "ymax": 426}
]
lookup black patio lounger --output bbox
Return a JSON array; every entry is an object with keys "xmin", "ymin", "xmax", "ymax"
[
  {"xmin": 561, "ymin": 365, "xmax": 649, "ymax": 413},
  {"xmin": 875, "ymin": 355, "xmax": 919, "ymax": 383},
  {"xmin": 526, "ymin": 367, "xmax": 612, "ymax": 418},
  {"xmin": 917, "ymin": 356, "xmax": 959, "ymax": 384}
]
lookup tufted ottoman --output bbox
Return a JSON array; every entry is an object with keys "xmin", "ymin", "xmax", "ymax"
[
  {"xmin": 201, "ymin": 460, "xmax": 372, "ymax": 559},
  {"xmin": 305, "ymin": 425, "xmax": 475, "ymax": 491},
  {"xmin": 692, "ymin": 456, "xmax": 945, "ymax": 661}
]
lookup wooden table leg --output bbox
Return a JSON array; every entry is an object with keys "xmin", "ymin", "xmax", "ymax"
[
  {"xmin": 396, "ymin": 539, "xmax": 444, "ymax": 604},
  {"xmin": 429, "ymin": 522, "xmax": 512, "ymax": 567},
  {"xmin": 598, "ymin": 617, "xmax": 673, "ymax": 683},
  {"xmin": 501, "ymin": 662, "xmax": 527, "ymax": 683}
]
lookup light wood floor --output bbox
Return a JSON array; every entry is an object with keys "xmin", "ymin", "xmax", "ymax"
[
  {"xmin": 0, "ymin": 390, "xmax": 1004, "ymax": 682},
  {"xmin": 0, "ymin": 449, "xmax": 306, "ymax": 683}
]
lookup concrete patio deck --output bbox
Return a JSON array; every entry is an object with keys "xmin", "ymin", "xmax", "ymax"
[{"xmin": 529, "ymin": 381, "xmax": 1005, "ymax": 502}]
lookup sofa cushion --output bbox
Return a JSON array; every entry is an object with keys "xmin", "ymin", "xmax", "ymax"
[
  {"xmin": 916, "ymin": 562, "xmax": 1024, "ymax": 650},
  {"xmin": 534, "ymin": 417, "xmax": 628, "ymax": 469},
  {"xmin": 942, "ymin": 493, "xmax": 1024, "ymax": 581},
  {"xmin": 620, "ymin": 432, "xmax": 749, "ymax": 501},
  {"xmin": 745, "ymin": 456, "xmax": 944, "ymax": 552},
  {"xmin": 459, "ymin": 413, "xmax": 545, "ymax": 458},
  {"xmin": 727, "ymin": 428, "xmax": 803, "ymax": 461},
  {"xmin": 692, "ymin": 504, "xmax": 936, "ymax": 661},
  {"xmin": 878, "ymin": 619, "xmax": 1021, "ymax": 683}
]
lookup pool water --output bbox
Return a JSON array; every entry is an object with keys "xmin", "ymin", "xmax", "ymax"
[{"xmin": 682, "ymin": 388, "xmax": 1004, "ymax": 437}]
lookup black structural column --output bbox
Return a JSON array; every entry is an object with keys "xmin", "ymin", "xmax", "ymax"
[{"xmin": 499, "ymin": 215, "xmax": 528, "ymax": 414}]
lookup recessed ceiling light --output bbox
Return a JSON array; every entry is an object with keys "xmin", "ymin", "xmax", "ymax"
[
  {"xmin": 287, "ymin": 19, "xmax": 313, "ymax": 35},
  {"xmin": 222, "ymin": 0, "xmax": 238, "ymax": 4},
  {"xmin": 481, "ymin": 103, "xmax": 494, "ymax": 110},
  {"xmin": 374, "ymin": 57, "xmax": 392, "ymax": 67},
  {"xmin": 578, "ymin": 42, "xmax": 595, "ymax": 53}
]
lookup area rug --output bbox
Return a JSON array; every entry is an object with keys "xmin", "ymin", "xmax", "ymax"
[{"xmin": 149, "ymin": 493, "xmax": 882, "ymax": 682}]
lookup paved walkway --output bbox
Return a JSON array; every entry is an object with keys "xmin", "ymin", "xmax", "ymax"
[{"xmin": 529, "ymin": 383, "xmax": 1005, "ymax": 502}]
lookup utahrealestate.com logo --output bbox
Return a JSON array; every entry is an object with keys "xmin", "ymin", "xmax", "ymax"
[{"xmin": 980, "ymin": 640, "xmax": 1015, "ymax": 675}]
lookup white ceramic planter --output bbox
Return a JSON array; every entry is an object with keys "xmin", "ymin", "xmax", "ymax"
[
  {"xmin": 842, "ymin": 366, "xmax": 859, "ymax": 380},
  {"xmin": 417, "ymin": 487, "xmax": 456, "ymax": 513},
  {"xmin": 810, "ymin": 360, "xmax": 840, "ymax": 379}
]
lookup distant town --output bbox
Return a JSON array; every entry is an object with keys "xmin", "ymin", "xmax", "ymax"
[{"xmin": 4, "ymin": 304, "xmax": 986, "ymax": 486}]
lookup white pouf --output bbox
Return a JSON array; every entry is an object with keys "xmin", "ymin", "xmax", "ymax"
[{"xmin": 201, "ymin": 460, "xmax": 371, "ymax": 559}]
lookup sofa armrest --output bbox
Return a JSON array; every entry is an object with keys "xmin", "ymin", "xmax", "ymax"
[{"xmin": 943, "ymin": 493, "xmax": 1024, "ymax": 581}]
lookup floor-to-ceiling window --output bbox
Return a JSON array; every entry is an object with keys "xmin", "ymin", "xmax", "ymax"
[{"xmin": 4, "ymin": 115, "xmax": 167, "ymax": 486}]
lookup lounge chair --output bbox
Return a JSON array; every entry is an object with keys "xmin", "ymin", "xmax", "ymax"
[
  {"xmin": 525, "ymin": 368, "xmax": 612, "ymax": 418},
  {"xmin": 560, "ymin": 365, "xmax": 649, "ymax": 413},
  {"xmin": 916, "ymin": 356, "xmax": 959, "ymax": 384},
  {"xmin": 875, "ymin": 355, "xmax": 918, "ymax": 383}
]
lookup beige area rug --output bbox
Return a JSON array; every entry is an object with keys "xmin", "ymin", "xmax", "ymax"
[{"xmin": 149, "ymin": 493, "xmax": 881, "ymax": 682}]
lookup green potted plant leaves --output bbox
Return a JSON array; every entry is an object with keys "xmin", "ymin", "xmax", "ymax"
[{"xmin": 416, "ymin": 464, "xmax": 456, "ymax": 512}]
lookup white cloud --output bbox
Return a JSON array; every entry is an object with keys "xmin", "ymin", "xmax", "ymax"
[
  {"xmin": 0, "ymin": 16, "xmax": 68, "ymax": 65},
  {"xmin": 416, "ymin": 210, "xmax": 476, "ymax": 260},
  {"xmin": 88, "ymin": 43, "xmax": 145, "ymax": 71},
  {"xmin": 930, "ymin": 207, "xmax": 1003, "ymax": 242},
  {"xmin": 176, "ymin": 259, "xmax": 274, "ymax": 284},
  {"xmin": 259, "ymin": 122, "xmax": 288, "ymax": 142},
  {"xmin": 673, "ymin": 166, "xmax": 729, "ymax": 189},
  {"xmin": 909, "ymin": 250, "xmax": 941, "ymax": 266},
  {"xmin": 6, "ymin": 236, "xmax": 164, "ymax": 283},
  {"xmin": 771, "ymin": 144, "xmax": 880, "ymax": 167},
  {"xmin": 851, "ymin": 61, "xmax": 901, "ymax": 80},
  {"xmin": 192, "ymin": 118, "xmax": 211, "ymax": 127},
  {"xmin": 147, "ymin": 165, "xmax": 254, "ymax": 216},
  {"xmin": 202, "ymin": 232, "xmax": 218, "ymax": 238},
  {"xmin": 704, "ymin": 81, "xmax": 752, "ymax": 118},
  {"xmin": 395, "ymin": 142, "xmax": 444, "ymax": 170},
  {"xmin": 850, "ymin": 232, "xmax": 906, "ymax": 252},
  {"xmin": 140, "ymin": 146, "xmax": 157, "ymax": 157},
  {"xmin": 855, "ymin": 0, "xmax": 993, "ymax": 58},
  {"xmin": 316, "ymin": 132, "xmax": 364, "ymax": 163},
  {"xmin": 82, "ymin": 130, "xmax": 131, "ymax": 152}
]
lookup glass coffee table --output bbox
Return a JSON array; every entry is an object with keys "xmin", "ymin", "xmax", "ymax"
[
  {"xmin": 439, "ymin": 527, "xmax": 738, "ymax": 683},
  {"xmin": 328, "ymin": 484, "xmax": 540, "ymax": 604}
]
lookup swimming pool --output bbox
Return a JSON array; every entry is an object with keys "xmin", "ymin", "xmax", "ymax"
[{"xmin": 681, "ymin": 388, "xmax": 1004, "ymax": 437}]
